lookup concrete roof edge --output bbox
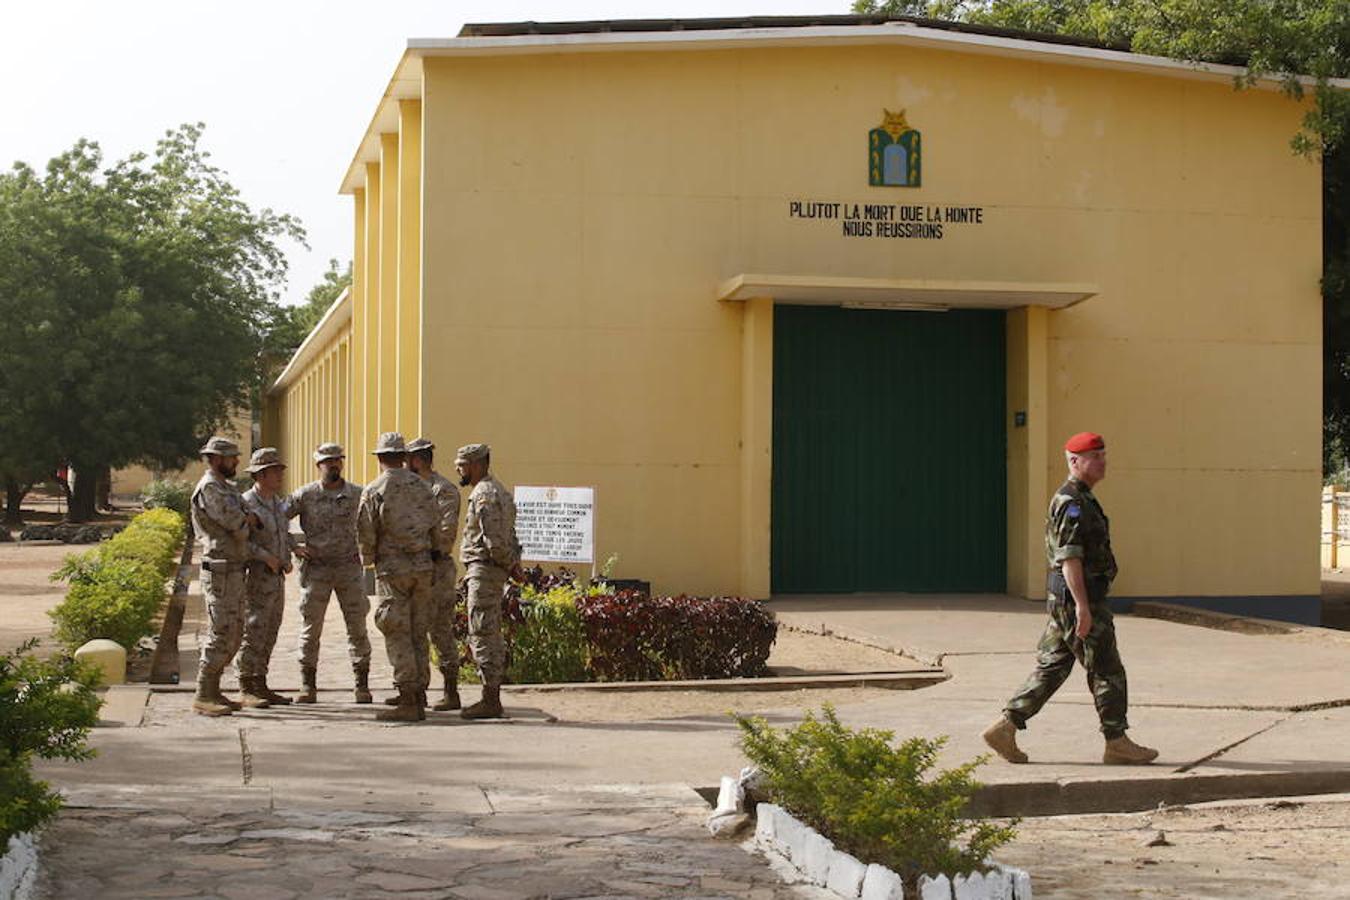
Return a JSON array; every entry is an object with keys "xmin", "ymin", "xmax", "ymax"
[{"xmin": 269, "ymin": 287, "xmax": 353, "ymax": 396}]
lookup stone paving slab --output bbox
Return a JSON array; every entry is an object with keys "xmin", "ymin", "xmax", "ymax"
[{"xmin": 36, "ymin": 788, "xmax": 831, "ymax": 900}]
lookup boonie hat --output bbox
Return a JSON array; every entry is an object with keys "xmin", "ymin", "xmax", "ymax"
[
  {"xmin": 1064, "ymin": 432, "xmax": 1106, "ymax": 453},
  {"xmin": 199, "ymin": 436, "xmax": 240, "ymax": 457},
  {"xmin": 406, "ymin": 438, "xmax": 435, "ymax": 454},
  {"xmin": 313, "ymin": 442, "xmax": 345, "ymax": 463},
  {"xmin": 455, "ymin": 443, "xmax": 489, "ymax": 464},
  {"xmin": 372, "ymin": 432, "xmax": 407, "ymax": 455},
  {"xmin": 245, "ymin": 447, "xmax": 286, "ymax": 474}
]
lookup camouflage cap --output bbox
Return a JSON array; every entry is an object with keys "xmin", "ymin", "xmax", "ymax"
[
  {"xmin": 313, "ymin": 442, "xmax": 345, "ymax": 463},
  {"xmin": 455, "ymin": 443, "xmax": 490, "ymax": 464},
  {"xmin": 406, "ymin": 437, "xmax": 435, "ymax": 454},
  {"xmin": 199, "ymin": 436, "xmax": 240, "ymax": 457},
  {"xmin": 372, "ymin": 432, "xmax": 406, "ymax": 455},
  {"xmin": 245, "ymin": 447, "xmax": 286, "ymax": 473}
]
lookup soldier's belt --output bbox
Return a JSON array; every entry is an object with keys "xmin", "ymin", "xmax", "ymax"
[
  {"xmin": 201, "ymin": 560, "xmax": 246, "ymax": 573},
  {"xmin": 303, "ymin": 554, "xmax": 361, "ymax": 566}
]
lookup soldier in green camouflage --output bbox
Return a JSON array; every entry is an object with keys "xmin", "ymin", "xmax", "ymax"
[{"xmin": 984, "ymin": 432, "xmax": 1159, "ymax": 766}]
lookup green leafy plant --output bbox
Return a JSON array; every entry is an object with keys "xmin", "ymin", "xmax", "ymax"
[
  {"xmin": 0, "ymin": 639, "xmax": 101, "ymax": 844},
  {"xmin": 141, "ymin": 478, "xmax": 193, "ymax": 518},
  {"xmin": 509, "ymin": 582, "xmax": 590, "ymax": 684},
  {"xmin": 736, "ymin": 705, "xmax": 1016, "ymax": 893},
  {"xmin": 48, "ymin": 508, "xmax": 185, "ymax": 650}
]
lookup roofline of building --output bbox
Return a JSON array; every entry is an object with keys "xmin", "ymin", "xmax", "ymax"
[
  {"xmin": 270, "ymin": 287, "xmax": 352, "ymax": 396},
  {"xmin": 339, "ymin": 18, "xmax": 1350, "ymax": 193}
]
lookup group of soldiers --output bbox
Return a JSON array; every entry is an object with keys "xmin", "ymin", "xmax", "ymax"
[{"xmin": 188, "ymin": 431, "xmax": 521, "ymax": 723}]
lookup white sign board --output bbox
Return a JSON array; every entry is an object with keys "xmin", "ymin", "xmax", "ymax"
[{"xmin": 514, "ymin": 486, "xmax": 595, "ymax": 564}]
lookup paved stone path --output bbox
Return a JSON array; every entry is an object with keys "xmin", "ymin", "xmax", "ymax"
[{"xmin": 39, "ymin": 788, "xmax": 825, "ymax": 900}]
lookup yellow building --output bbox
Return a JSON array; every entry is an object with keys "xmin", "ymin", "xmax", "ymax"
[{"xmin": 266, "ymin": 16, "xmax": 1343, "ymax": 624}]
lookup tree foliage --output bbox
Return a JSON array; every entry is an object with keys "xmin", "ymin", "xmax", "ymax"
[
  {"xmin": 855, "ymin": 0, "xmax": 1350, "ymax": 473},
  {"xmin": 0, "ymin": 125, "xmax": 304, "ymax": 520}
]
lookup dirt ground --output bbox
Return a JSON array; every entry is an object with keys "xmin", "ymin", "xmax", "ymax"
[
  {"xmin": 0, "ymin": 541, "xmax": 82, "ymax": 655},
  {"xmin": 995, "ymin": 796, "xmax": 1350, "ymax": 899}
]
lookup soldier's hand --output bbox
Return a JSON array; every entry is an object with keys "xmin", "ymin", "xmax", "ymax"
[
  {"xmin": 282, "ymin": 561, "xmax": 293, "ymax": 575},
  {"xmin": 264, "ymin": 554, "xmax": 281, "ymax": 574},
  {"xmin": 509, "ymin": 563, "xmax": 524, "ymax": 582},
  {"xmin": 293, "ymin": 545, "xmax": 312, "ymax": 560},
  {"xmin": 1074, "ymin": 604, "xmax": 1092, "ymax": 639}
]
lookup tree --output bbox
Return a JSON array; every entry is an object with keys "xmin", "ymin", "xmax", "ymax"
[
  {"xmin": 854, "ymin": 0, "xmax": 1350, "ymax": 473},
  {"xmin": 0, "ymin": 125, "xmax": 304, "ymax": 521}
]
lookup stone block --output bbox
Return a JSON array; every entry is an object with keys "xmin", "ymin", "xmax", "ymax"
[
  {"xmin": 801, "ymin": 830, "xmax": 835, "ymax": 885},
  {"xmin": 919, "ymin": 873, "xmax": 953, "ymax": 900},
  {"xmin": 754, "ymin": 803, "xmax": 779, "ymax": 846},
  {"xmin": 1, "ymin": 831, "xmax": 39, "ymax": 900},
  {"xmin": 986, "ymin": 868, "xmax": 1013, "ymax": 900},
  {"xmin": 826, "ymin": 849, "xmax": 868, "ymax": 897},
  {"xmin": 861, "ymin": 863, "xmax": 906, "ymax": 900},
  {"xmin": 953, "ymin": 871, "xmax": 989, "ymax": 900},
  {"xmin": 1013, "ymin": 869, "xmax": 1033, "ymax": 900},
  {"xmin": 75, "ymin": 639, "xmax": 126, "ymax": 686},
  {"xmin": 773, "ymin": 808, "xmax": 808, "ymax": 863}
]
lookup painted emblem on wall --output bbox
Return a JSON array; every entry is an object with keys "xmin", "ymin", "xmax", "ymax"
[{"xmin": 869, "ymin": 109, "xmax": 922, "ymax": 187}]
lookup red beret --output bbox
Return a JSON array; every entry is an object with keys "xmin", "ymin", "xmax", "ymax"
[{"xmin": 1064, "ymin": 432, "xmax": 1105, "ymax": 453}]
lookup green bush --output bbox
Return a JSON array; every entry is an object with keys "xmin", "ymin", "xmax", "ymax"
[
  {"xmin": 736, "ymin": 706, "xmax": 1016, "ymax": 892},
  {"xmin": 509, "ymin": 582, "xmax": 591, "ymax": 684},
  {"xmin": 0, "ymin": 639, "xmax": 101, "ymax": 844},
  {"xmin": 49, "ymin": 508, "xmax": 185, "ymax": 651},
  {"xmin": 141, "ymin": 478, "xmax": 193, "ymax": 518}
]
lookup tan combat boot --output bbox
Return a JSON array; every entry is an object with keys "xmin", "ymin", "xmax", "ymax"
[
  {"xmin": 353, "ymin": 664, "xmax": 373, "ymax": 704},
  {"xmin": 295, "ymin": 666, "xmax": 317, "ymax": 704},
  {"xmin": 376, "ymin": 687, "xmax": 421, "ymax": 723},
  {"xmin": 192, "ymin": 672, "xmax": 233, "ymax": 717},
  {"xmin": 461, "ymin": 685, "xmax": 504, "ymax": 720},
  {"xmin": 432, "ymin": 664, "xmax": 461, "ymax": 712},
  {"xmin": 238, "ymin": 676, "xmax": 272, "ymax": 709},
  {"xmin": 1103, "ymin": 734, "xmax": 1159, "ymax": 765},
  {"xmin": 982, "ymin": 714, "xmax": 1029, "ymax": 764},
  {"xmin": 258, "ymin": 676, "xmax": 292, "ymax": 706}
]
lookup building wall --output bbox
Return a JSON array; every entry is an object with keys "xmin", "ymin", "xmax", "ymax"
[
  {"xmin": 267, "ymin": 38, "xmax": 1321, "ymax": 612},
  {"xmin": 416, "ymin": 44, "xmax": 1320, "ymax": 605},
  {"xmin": 274, "ymin": 326, "xmax": 352, "ymax": 494}
]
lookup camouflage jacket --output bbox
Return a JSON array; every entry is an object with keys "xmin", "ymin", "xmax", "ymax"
[
  {"xmin": 287, "ymin": 480, "xmax": 363, "ymax": 564},
  {"xmin": 242, "ymin": 487, "xmax": 294, "ymax": 570},
  {"xmin": 356, "ymin": 467, "xmax": 444, "ymax": 576},
  {"xmin": 191, "ymin": 471, "xmax": 250, "ymax": 564},
  {"xmin": 459, "ymin": 475, "xmax": 522, "ymax": 573},
  {"xmin": 1046, "ymin": 478, "xmax": 1118, "ymax": 583},
  {"xmin": 418, "ymin": 470, "xmax": 460, "ymax": 563}
]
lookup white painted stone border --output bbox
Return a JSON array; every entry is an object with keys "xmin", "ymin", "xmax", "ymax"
[
  {"xmin": 751, "ymin": 803, "xmax": 1033, "ymax": 900},
  {"xmin": 0, "ymin": 832, "xmax": 39, "ymax": 900}
]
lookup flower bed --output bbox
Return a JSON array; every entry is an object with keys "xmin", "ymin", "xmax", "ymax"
[
  {"xmin": 457, "ymin": 567, "xmax": 778, "ymax": 684},
  {"xmin": 734, "ymin": 706, "xmax": 1022, "ymax": 899}
]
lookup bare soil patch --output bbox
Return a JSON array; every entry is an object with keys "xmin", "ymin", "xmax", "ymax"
[{"xmin": 0, "ymin": 542, "xmax": 79, "ymax": 654}]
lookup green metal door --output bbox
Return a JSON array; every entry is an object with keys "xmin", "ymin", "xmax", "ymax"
[{"xmin": 771, "ymin": 305, "xmax": 1006, "ymax": 593}]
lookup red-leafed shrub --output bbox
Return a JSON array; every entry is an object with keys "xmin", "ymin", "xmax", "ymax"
[{"xmin": 576, "ymin": 591, "xmax": 777, "ymax": 681}]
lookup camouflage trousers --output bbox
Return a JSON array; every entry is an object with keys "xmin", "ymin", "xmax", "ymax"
[
  {"xmin": 296, "ymin": 560, "xmax": 372, "ymax": 670},
  {"xmin": 428, "ymin": 559, "xmax": 459, "ymax": 673},
  {"xmin": 373, "ymin": 569, "xmax": 432, "ymax": 691},
  {"xmin": 198, "ymin": 562, "xmax": 247, "ymax": 679},
  {"xmin": 237, "ymin": 566, "xmax": 285, "ymax": 679},
  {"xmin": 1004, "ymin": 573, "xmax": 1130, "ymax": 739},
  {"xmin": 464, "ymin": 566, "xmax": 508, "ymax": 688}
]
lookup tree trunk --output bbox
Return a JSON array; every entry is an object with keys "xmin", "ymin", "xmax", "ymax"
[
  {"xmin": 68, "ymin": 466, "xmax": 98, "ymax": 523},
  {"xmin": 4, "ymin": 478, "xmax": 26, "ymax": 527},
  {"xmin": 95, "ymin": 465, "xmax": 112, "ymax": 512}
]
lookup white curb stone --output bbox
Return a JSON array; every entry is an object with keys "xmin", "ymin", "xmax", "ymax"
[
  {"xmin": 861, "ymin": 863, "xmax": 906, "ymax": 900},
  {"xmin": 953, "ymin": 871, "xmax": 986, "ymax": 899},
  {"xmin": 987, "ymin": 868, "xmax": 1013, "ymax": 900},
  {"xmin": 826, "ymin": 850, "xmax": 868, "ymax": 897},
  {"xmin": 0, "ymin": 832, "xmax": 39, "ymax": 900},
  {"xmin": 919, "ymin": 873, "xmax": 953, "ymax": 900},
  {"xmin": 755, "ymin": 803, "xmax": 780, "ymax": 846},
  {"xmin": 774, "ymin": 807, "xmax": 808, "ymax": 863},
  {"xmin": 802, "ymin": 830, "xmax": 836, "ymax": 884}
]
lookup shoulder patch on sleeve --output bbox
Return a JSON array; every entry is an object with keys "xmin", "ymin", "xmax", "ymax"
[{"xmin": 1066, "ymin": 502, "xmax": 1081, "ymax": 519}]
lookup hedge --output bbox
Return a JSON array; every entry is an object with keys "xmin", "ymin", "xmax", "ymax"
[{"xmin": 48, "ymin": 508, "xmax": 185, "ymax": 651}]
